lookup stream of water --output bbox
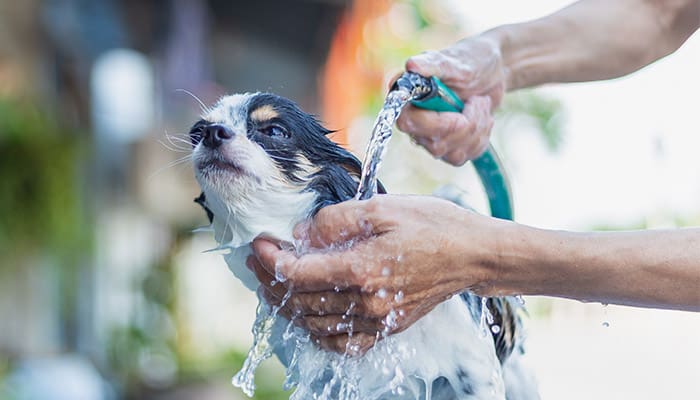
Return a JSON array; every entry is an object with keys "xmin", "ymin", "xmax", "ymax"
[{"xmin": 355, "ymin": 87, "xmax": 413, "ymax": 200}]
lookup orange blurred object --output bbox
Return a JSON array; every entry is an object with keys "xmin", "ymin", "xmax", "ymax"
[{"xmin": 320, "ymin": 0, "xmax": 391, "ymax": 148}]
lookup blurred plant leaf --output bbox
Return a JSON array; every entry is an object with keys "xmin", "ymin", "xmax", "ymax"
[
  {"xmin": 0, "ymin": 99, "xmax": 90, "ymax": 263},
  {"xmin": 498, "ymin": 90, "xmax": 565, "ymax": 152}
]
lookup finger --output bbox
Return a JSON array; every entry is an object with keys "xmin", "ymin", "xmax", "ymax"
[
  {"xmin": 397, "ymin": 107, "xmax": 470, "ymax": 143},
  {"xmin": 299, "ymin": 315, "xmax": 382, "ymax": 337},
  {"xmin": 287, "ymin": 291, "xmax": 365, "ymax": 316},
  {"xmin": 461, "ymin": 96, "xmax": 494, "ymax": 160},
  {"xmin": 251, "ymin": 237, "xmax": 299, "ymax": 279},
  {"xmin": 247, "ymin": 254, "xmax": 280, "ymax": 290},
  {"xmin": 415, "ymin": 136, "xmax": 449, "ymax": 159},
  {"xmin": 272, "ymin": 250, "xmax": 358, "ymax": 291},
  {"xmin": 313, "ymin": 332, "xmax": 378, "ymax": 356},
  {"xmin": 405, "ymin": 51, "xmax": 457, "ymax": 81},
  {"xmin": 259, "ymin": 286, "xmax": 295, "ymax": 319},
  {"xmin": 255, "ymin": 236, "xmax": 367, "ymax": 292},
  {"xmin": 294, "ymin": 199, "xmax": 383, "ymax": 248},
  {"xmin": 441, "ymin": 149, "xmax": 468, "ymax": 166}
]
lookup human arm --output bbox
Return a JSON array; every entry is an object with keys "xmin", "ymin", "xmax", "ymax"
[
  {"xmin": 249, "ymin": 195, "xmax": 700, "ymax": 352},
  {"xmin": 398, "ymin": 0, "xmax": 700, "ymax": 165}
]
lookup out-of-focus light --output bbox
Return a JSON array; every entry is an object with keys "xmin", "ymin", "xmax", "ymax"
[{"xmin": 91, "ymin": 49, "xmax": 154, "ymax": 143}]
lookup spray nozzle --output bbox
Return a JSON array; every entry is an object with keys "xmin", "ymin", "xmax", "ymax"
[
  {"xmin": 391, "ymin": 72, "xmax": 466, "ymax": 113},
  {"xmin": 390, "ymin": 71, "xmax": 434, "ymax": 100}
]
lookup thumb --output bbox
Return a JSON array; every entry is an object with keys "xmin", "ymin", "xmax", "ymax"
[
  {"xmin": 294, "ymin": 199, "xmax": 380, "ymax": 249},
  {"xmin": 405, "ymin": 51, "xmax": 445, "ymax": 79}
]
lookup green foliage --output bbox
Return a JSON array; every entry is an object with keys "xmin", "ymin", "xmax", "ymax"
[
  {"xmin": 0, "ymin": 99, "xmax": 90, "ymax": 263},
  {"xmin": 498, "ymin": 90, "xmax": 565, "ymax": 152}
]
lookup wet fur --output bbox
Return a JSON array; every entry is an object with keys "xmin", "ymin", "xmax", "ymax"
[{"xmin": 189, "ymin": 93, "xmax": 537, "ymax": 399}]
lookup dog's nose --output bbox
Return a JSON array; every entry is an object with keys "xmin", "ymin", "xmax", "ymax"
[{"xmin": 202, "ymin": 124, "xmax": 234, "ymax": 148}]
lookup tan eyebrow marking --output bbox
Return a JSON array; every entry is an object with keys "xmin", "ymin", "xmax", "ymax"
[{"xmin": 250, "ymin": 104, "xmax": 279, "ymax": 121}]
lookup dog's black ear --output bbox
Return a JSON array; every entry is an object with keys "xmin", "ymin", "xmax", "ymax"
[
  {"xmin": 194, "ymin": 192, "xmax": 214, "ymax": 223},
  {"xmin": 377, "ymin": 180, "xmax": 387, "ymax": 194}
]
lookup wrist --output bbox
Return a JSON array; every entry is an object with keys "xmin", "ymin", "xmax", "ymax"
[
  {"xmin": 478, "ymin": 26, "xmax": 516, "ymax": 92},
  {"xmin": 478, "ymin": 222, "xmax": 565, "ymax": 297}
]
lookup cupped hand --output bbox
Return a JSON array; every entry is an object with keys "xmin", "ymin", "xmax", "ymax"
[
  {"xmin": 248, "ymin": 195, "xmax": 507, "ymax": 354},
  {"xmin": 396, "ymin": 35, "xmax": 506, "ymax": 165}
]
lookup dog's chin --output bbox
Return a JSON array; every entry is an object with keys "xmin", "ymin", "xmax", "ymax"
[
  {"xmin": 197, "ymin": 158, "xmax": 247, "ymax": 176},
  {"xmin": 195, "ymin": 158, "xmax": 264, "ymax": 198}
]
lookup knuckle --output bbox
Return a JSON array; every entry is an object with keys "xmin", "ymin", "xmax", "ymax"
[{"xmin": 443, "ymin": 115, "xmax": 467, "ymax": 136}]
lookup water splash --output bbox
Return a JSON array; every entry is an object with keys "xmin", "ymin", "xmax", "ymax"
[
  {"xmin": 479, "ymin": 297, "xmax": 497, "ymax": 338},
  {"xmin": 356, "ymin": 88, "xmax": 413, "ymax": 200},
  {"xmin": 232, "ymin": 291, "xmax": 291, "ymax": 395}
]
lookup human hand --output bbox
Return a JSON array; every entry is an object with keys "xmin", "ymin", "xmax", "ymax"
[
  {"xmin": 396, "ymin": 35, "xmax": 505, "ymax": 165},
  {"xmin": 248, "ymin": 195, "xmax": 507, "ymax": 354}
]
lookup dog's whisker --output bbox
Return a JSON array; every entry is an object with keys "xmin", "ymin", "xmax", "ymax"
[
  {"xmin": 164, "ymin": 131, "xmax": 196, "ymax": 150},
  {"xmin": 147, "ymin": 154, "xmax": 193, "ymax": 181},
  {"xmin": 175, "ymin": 88, "xmax": 210, "ymax": 114},
  {"xmin": 158, "ymin": 139, "xmax": 192, "ymax": 153}
]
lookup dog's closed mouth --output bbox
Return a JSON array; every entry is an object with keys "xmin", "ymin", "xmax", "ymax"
[{"xmin": 198, "ymin": 158, "xmax": 246, "ymax": 175}]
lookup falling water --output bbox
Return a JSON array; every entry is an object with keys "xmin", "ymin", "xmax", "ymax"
[
  {"xmin": 355, "ymin": 88, "xmax": 413, "ymax": 200},
  {"xmin": 232, "ymin": 291, "xmax": 291, "ymax": 396}
]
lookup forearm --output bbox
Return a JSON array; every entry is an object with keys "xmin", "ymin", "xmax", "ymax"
[
  {"xmin": 495, "ymin": 225, "xmax": 700, "ymax": 311},
  {"xmin": 481, "ymin": 0, "xmax": 700, "ymax": 90}
]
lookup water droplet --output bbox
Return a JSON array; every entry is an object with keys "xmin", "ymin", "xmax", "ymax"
[
  {"xmin": 377, "ymin": 288, "xmax": 388, "ymax": 298},
  {"xmin": 491, "ymin": 325, "xmax": 501, "ymax": 334},
  {"xmin": 274, "ymin": 268, "xmax": 287, "ymax": 283},
  {"xmin": 393, "ymin": 291, "xmax": 404, "ymax": 302},
  {"xmin": 270, "ymin": 280, "xmax": 277, "ymax": 287},
  {"xmin": 320, "ymin": 296, "xmax": 326, "ymax": 303},
  {"xmin": 381, "ymin": 267, "xmax": 391, "ymax": 276}
]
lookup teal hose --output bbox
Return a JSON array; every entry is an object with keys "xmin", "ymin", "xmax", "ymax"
[{"xmin": 411, "ymin": 76, "xmax": 513, "ymax": 221}]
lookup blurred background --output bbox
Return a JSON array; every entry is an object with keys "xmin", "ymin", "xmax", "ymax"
[{"xmin": 0, "ymin": 0, "xmax": 698, "ymax": 399}]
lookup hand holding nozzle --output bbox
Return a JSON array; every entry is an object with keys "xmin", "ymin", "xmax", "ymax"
[
  {"xmin": 395, "ymin": 35, "xmax": 506, "ymax": 166},
  {"xmin": 392, "ymin": 41, "xmax": 512, "ymax": 220}
]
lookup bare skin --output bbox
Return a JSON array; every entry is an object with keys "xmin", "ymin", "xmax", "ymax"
[
  {"xmin": 398, "ymin": 0, "xmax": 700, "ymax": 165},
  {"xmin": 251, "ymin": 0, "xmax": 700, "ymax": 352}
]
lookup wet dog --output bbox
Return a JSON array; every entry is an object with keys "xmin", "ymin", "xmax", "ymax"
[{"xmin": 189, "ymin": 93, "xmax": 538, "ymax": 400}]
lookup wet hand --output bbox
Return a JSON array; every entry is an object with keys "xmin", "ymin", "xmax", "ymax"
[
  {"xmin": 396, "ymin": 35, "xmax": 505, "ymax": 165},
  {"xmin": 248, "ymin": 195, "xmax": 502, "ymax": 354}
]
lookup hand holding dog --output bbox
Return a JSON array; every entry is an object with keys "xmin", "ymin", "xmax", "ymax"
[{"xmin": 248, "ymin": 195, "xmax": 509, "ymax": 354}]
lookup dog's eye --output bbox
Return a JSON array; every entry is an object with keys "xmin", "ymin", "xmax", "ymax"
[{"xmin": 258, "ymin": 124, "xmax": 289, "ymax": 138}]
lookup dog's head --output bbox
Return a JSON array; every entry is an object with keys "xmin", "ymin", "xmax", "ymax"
[{"xmin": 190, "ymin": 93, "xmax": 383, "ymax": 245}]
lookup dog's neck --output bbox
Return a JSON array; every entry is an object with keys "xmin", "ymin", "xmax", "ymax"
[{"xmin": 206, "ymin": 186, "xmax": 317, "ymax": 247}]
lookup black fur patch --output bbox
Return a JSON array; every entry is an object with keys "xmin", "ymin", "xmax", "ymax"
[
  {"xmin": 245, "ymin": 93, "xmax": 385, "ymax": 214},
  {"xmin": 189, "ymin": 118, "xmax": 209, "ymax": 147},
  {"xmin": 194, "ymin": 192, "xmax": 214, "ymax": 223}
]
